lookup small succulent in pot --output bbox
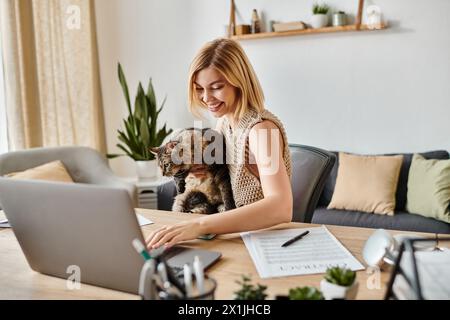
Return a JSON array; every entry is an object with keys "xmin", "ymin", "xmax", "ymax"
[
  {"xmin": 324, "ymin": 266, "xmax": 356, "ymax": 286},
  {"xmin": 288, "ymin": 286, "xmax": 324, "ymax": 300},
  {"xmin": 311, "ymin": 3, "xmax": 330, "ymax": 28},
  {"xmin": 320, "ymin": 266, "xmax": 358, "ymax": 300},
  {"xmin": 312, "ymin": 3, "xmax": 330, "ymax": 15}
]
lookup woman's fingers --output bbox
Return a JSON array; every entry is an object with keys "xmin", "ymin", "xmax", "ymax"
[
  {"xmin": 145, "ymin": 227, "xmax": 163, "ymax": 245},
  {"xmin": 152, "ymin": 229, "xmax": 180, "ymax": 249},
  {"xmin": 145, "ymin": 220, "xmax": 200, "ymax": 249},
  {"xmin": 166, "ymin": 235, "xmax": 182, "ymax": 249},
  {"xmin": 145, "ymin": 226, "xmax": 169, "ymax": 248}
]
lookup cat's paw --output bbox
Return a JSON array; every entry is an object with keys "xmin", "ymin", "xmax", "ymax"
[
  {"xmin": 171, "ymin": 201, "xmax": 184, "ymax": 212},
  {"xmin": 190, "ymin": 207, "xmax": 208, "ymax": 214},
  {"xmin": 217, "ymin": 204, "xmax": 226, "ymax": 212}
]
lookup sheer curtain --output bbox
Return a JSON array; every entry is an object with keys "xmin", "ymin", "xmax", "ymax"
[
  {"xmin": 0, "ymin": 26, "xmax": 7, "ymax": 154},
  {"xmin": 0, "ymin": 0, "xmax": 106, "ymax": 152}
]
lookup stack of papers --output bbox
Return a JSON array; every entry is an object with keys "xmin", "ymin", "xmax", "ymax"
[{"xmin": 241, "ymin": 226, "xmax": 364, "ymax": 278}]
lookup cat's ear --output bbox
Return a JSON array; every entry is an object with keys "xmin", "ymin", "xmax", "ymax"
[
  {"xmin": 167, "ymin": 141, "xmax": 178, "ymax": 151},
  {"xmin": 149, "ymin": 147, "xmax": 159, "ymax": 155}
]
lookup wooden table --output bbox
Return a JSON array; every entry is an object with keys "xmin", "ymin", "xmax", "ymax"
[{"xmin": 0, "ymin": 209, "xmax": 439, "ymax": 300}]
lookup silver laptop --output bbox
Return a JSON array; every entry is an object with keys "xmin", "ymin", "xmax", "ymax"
[{"xmin": 0, "ymin": 178, "xmax": 221, "ymax": 294}]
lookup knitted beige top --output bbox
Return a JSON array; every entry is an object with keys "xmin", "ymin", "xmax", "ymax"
[{"xmin": 218, "ymin": 107, "xmax": 291, "ymax": 208}]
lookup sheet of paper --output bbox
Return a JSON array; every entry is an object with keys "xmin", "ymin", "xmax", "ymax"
[
  {"xmin": 241, "ymin": 225, "xmax": 365, "ymax": 278},
  {"xmin": 0, "ymin": 210, "xmax": 153, "ymax": 228},
  {"xmin": 0, "ymin": 210, "xmax": 10, "ymax": 228},
  {"xmin": 137, "ymin": 214, "xmax": 153, "ymax": 227}
]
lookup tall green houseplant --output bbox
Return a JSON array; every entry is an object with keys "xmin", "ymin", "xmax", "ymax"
[{"xmin": 109, "ymin": 63, "xmax": 172, "ymax": 161}]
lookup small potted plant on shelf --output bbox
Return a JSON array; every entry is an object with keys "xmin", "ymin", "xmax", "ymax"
[
  {"xmin": 320, "ymin": 266, "xmax": 358, "ymax": 300},
  {"xmin": 311, "ymin": 3, "xmax": 330, "ymax": 29},
  {"xmin": 233, "ymin": 275, "xmax": 268, "ymax": 300},
  {"xmin": 108, "ymin": 63, "xmax": 173, "ymax": 180}
]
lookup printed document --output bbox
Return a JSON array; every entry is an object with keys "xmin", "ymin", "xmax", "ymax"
[
  {"xmin": 136, "ymin": 214, "xmax": 153, "ymax": 227},
  {"xmin": 241, "ymin": 226, "xmax": 364, "ymax": 278}
]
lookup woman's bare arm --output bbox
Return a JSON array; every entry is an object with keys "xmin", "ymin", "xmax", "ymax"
[{"xmin": 146, "ymin": 120, "xmax": 293, "ymax": 248}]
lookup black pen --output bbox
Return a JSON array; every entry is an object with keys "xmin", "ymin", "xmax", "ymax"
[{"xmin": 281, "ymin": 230, "xmax": 310, "ymax": 247}]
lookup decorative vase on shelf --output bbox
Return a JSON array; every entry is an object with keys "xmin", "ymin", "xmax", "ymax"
[
  {"xmin": 311, "ymin": 14, "xmax": 329, "ymax": 29},
  {"xmin": 366, "ymin": 5, "xmax": 382, "ymax": 29},
  {"xmin": 136, "ymin": 160, "xmax": 157, "ymax": 180},
  {"xmin": 251, "ymin": 9, "xmax": 261, "ymax": 33},
  {"xmin": 332, "ymin": 11, "xmax": 347, "ymax": 27}
]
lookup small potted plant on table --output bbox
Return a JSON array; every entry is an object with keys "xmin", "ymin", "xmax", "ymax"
[{"xmin": 320, "ymin": 266, "xmax": 358, "ymax": 300}]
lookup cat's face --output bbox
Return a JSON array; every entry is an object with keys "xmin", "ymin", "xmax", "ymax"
[
  {"xmin": 151, "ymin": 128, "xmax": 224, "ymax": 177},
  {"xmin": 150, "ymin": 141, "xmax": 190, "ymax": 177}
]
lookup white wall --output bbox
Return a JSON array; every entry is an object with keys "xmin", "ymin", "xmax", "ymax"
[{"xmin": 95, "ymin": 0, "xmax": 450, "ymax": 177}]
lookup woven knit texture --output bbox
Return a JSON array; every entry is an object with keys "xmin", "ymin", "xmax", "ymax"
[{"xmin": 218, "ymin": 108, "xmax": 291, "ymax": 207}]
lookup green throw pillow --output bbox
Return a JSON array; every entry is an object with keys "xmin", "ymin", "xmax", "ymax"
[{"xmin": 406, "ymin": 154, "xmax": 450, "ymax": 223}]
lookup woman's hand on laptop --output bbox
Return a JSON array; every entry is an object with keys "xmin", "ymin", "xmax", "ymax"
[{"xmin": 146, "ymin": 219, "xmax": 206, "ymax": 249}]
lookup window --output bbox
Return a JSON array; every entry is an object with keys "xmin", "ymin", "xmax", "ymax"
[{"xmin": 0, "ymin": 28, "xmax": 8, "ymax": 154}]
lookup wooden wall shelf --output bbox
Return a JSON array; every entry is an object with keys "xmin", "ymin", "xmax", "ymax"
[
  {"xmin": 227, "ymin": 1, "xmax": 386, "ymax": 41},
  {"xmin": 231, "ymin": 24, "xmax": 387, "ymax": 41}
]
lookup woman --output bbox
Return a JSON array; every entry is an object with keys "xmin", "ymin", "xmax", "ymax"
[{"xmin": 146, "ymin": 38, "xmax": 292, "ymax": 249}]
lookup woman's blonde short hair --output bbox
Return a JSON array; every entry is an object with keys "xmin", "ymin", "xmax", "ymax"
[{"xmin": 188, "ymin": 38, "xmax": 265, "ymax": 120}]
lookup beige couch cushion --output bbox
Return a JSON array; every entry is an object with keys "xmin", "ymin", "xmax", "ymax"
[
  {"xmin": 6, "ymin": 160, "xmax": 74, "ymax": 183},
  {"xmin": 327, "ymin": 152, "xmax": 403, "ymax": 215}
]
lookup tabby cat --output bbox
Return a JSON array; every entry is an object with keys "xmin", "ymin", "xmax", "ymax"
[{"xmin": 151, "ymin": 128, "xmax": 235, "ymax": 214}]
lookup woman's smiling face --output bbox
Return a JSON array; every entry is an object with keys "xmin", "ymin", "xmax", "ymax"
[{"xmin": 194, "ymin": 67, "xmax": 238, "ymax": 118}]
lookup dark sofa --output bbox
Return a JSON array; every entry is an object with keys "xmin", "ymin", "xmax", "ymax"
[
  {"xmin": 311, "ymin": 150, "xmax": 450, "ymax": 234},
  {"xmin": 157, "ymin": 147, "xmax": 450, "ymax": 234}
]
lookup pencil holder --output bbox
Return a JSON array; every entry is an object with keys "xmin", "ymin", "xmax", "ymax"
[
  {"xmin": 186, "ymin": 276, "xmax": 217, "ymax": 300},
  {"xmin": 157, "ymin": 275, "xmax": 217, "ymax": 300}
]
